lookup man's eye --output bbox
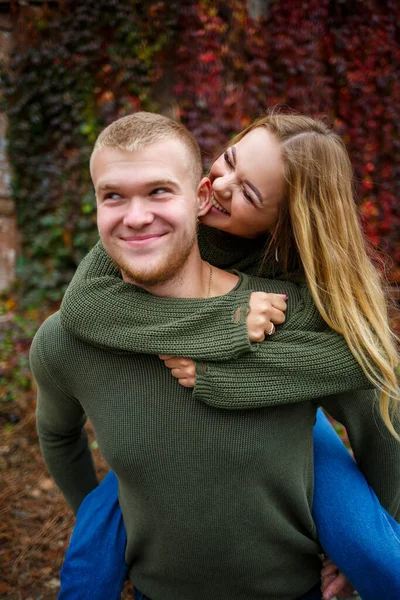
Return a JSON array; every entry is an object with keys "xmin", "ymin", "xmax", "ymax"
[
  {"xmin": 224, "ymin": 152, "xmax": 234, "ymax": 169},
  {"xmin": 104, "ymin": 193, "xmax": 121, "ymax": 200},
  {"xmin": 151, "ymin": 188, "xmax": 169, "ymax": 195}
]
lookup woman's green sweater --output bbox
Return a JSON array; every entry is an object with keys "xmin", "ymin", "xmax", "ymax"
[{"xmin": 60, "ymin": 228, "xmax": 373, "ymax": 405}]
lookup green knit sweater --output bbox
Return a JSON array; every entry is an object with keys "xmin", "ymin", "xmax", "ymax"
[
  {"xmin": 60, "ymin": 229, "xmax": 374, "ymax": 405},
  {"xmin": 32, "ymin": 267, "xmax": 400, "ymax": 598}
]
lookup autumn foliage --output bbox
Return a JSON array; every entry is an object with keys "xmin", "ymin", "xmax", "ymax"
[{"xmin": 1, "ymin": 0, "xmax": 399, "ymax": 302}]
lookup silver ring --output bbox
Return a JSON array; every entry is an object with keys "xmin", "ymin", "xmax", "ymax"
[{"xmin": 266, "ymin": 323, "xmax": 275, "ymax": 336}]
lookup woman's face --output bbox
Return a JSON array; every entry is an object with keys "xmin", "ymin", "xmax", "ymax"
[{"xmin": 201, "ymin": 127, "xmax": 285, "ymax": 239}]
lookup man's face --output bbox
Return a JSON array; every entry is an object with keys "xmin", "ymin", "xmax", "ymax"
[{"xmin": 92, "ymin": 139, "xmax": 204, "ymax": 287}]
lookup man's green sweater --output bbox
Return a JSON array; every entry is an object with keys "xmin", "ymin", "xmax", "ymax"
[{"xmin": 32, "ymin": 265, "xmax": 400, "ymax": 600}]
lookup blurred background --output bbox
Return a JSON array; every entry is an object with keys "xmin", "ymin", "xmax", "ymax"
[{"xmin": 0, "ymin": 0, "xmax": 399, "ymax": 597}]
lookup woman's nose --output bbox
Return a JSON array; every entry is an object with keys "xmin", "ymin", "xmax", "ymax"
[{"xmin": 212, "ymin": 173, "xmax": 233, "ymax": 199}]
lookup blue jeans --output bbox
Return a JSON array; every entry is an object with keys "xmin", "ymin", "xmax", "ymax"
[
  {"xmin": 312, "ymin": 410, "xmax": 400, "ymax": 599},
  {"xmin": 58, "ymin": 469, "xmax": 127, "ymax": 600},
  {"xmin": 58, "ymin": 409, "xmax": 400, "ymax": 600}
]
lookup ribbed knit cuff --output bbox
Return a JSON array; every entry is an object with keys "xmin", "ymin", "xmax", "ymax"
[
  {"xmin": 213, "ymin": 293, "xmax": 254, "ymax": 358},
  {"xmin": 193, "ymin": 362, "xmax": 214, "ymax": 406}
]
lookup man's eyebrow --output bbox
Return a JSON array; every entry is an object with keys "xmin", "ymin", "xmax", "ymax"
[
  {"xmin": 96, "ymin": 182, "xmax": 119, "ymax": 192},
  {"xmin": 146, "ymin": 178, "xmax": 180, "ymax": 188},
  {"xmin": 96, "ymin": 178, "xmax": 179, "ymax": 192},
  {"xmin": 231, "ymin": 145, "xmax": 264, "ymax": 206}
]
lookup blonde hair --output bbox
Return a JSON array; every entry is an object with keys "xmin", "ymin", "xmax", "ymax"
[
  {"xmin": 91, "ymin": 112, "xmax": 203, "ymax": 184},
  {"xmin": 232, "ymin": 113, "xmax": 400, "ymax": 437}
]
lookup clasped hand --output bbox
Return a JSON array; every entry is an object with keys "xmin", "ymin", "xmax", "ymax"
[{"xmin": 159, "ymin": 291, "xmax": 287, "ymax": 388}]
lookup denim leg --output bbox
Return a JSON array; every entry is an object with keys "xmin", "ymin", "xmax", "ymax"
[
  {"xmin": 58, "ymin": 470, "xmax": 128, "ymax": 600},
  {"xmin": 313, "ymin": 408, "xmax": 400, "ymax": 600}
]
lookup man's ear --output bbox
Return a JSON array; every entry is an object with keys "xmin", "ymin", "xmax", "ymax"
[{"xmin": 196, "ymin": 177, "xmax": 212, "ymax": 217}]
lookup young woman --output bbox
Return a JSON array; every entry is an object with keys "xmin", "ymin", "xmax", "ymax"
[{"xmin": 58, "ymin": 113, "xmax": 400, "ymax": 600}]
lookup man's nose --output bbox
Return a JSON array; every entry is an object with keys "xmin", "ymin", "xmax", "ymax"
[{"xmin": 122, "ymin": 198, "xmax": 155, "ymax": 228}]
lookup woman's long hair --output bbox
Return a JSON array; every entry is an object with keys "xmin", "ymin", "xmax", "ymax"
[{"xmin": 231, "ymin": 113, "xmax": 400, "ymax": 438}]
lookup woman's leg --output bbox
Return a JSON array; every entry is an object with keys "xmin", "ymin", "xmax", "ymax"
[
  {"xmin": 58, "ymin": 470, "xmax": 128, "ymax": 600},
  {"xmin": 313, "ymin": 409, "xmax": 400, "ymax": 600}
]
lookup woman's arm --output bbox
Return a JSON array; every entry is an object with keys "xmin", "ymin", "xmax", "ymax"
[
  {"xmin": 60, "ymin": 242, "xmax": 275, "ymax": 360},
  {"xmin": 189, "ymin": 284, "xmax": 372, "ymax": 407},
  {"xmin": 61, "ymin": 243, "xmax": 371, "ymax": 401},
  {"xmin": 191, "ymin": 325, "xmax": 371, "ymax": 408}
]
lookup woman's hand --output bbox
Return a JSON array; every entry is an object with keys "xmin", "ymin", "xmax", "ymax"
[
  {"xmin": 247, "ymin": 292, "xmax": 287, "ymax": 342},
  {"xmin": 159, "ymin": 291, "xmax": 288, "ymax": 386},
  {"xmin": 159, "ymin": 355, "xmax": 196, "ymax": 388},
  {"xmin": 321, "ymin": 556, "xmax": 355, "ymax": 599}
]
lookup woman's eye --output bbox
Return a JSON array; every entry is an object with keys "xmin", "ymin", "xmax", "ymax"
[
  {"xmin": 242, "ymin": 189, "xmax": 254, "ymax": 205},
  {"xmin": 224, "ymin": 152, "xmax": 234, "ymax": 169}
]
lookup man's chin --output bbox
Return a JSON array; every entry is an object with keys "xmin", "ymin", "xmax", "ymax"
[
  {"xmin": 108, "ymin": 232, "xmax": 197, "ymax": 288},
  {"xmin": 121, "ymin": 268, "xmax": 172, "ymax": 287},
  {"xmin": 116, "ymin": 257, "xmax": 184, "ymax": 287}
]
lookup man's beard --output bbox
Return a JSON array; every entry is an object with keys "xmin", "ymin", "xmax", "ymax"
[{"xmin": 112, "ymin": 228, "xmax": 198, "ymax": 287}]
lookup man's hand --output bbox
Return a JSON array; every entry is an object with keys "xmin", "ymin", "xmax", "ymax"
[
  {"xmin": 159, "ymin": 355, "xmax": 196, "ymax": 388},
  {"xmin": 247, "ymin": 292, "xmax": 287, "ymax": 342},
  {"xmin": 321, "ymin": 556, "xmax": 355, "ymax": 599}
]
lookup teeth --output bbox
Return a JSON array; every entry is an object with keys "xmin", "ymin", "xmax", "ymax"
[{"xmin": 211, "ymin": 194, "xmax": 229, "ymax": 214}]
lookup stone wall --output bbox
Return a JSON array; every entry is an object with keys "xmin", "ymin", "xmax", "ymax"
[{"xmin": 0, "ymin": 6, "xmax": 16, "ymax": 292}]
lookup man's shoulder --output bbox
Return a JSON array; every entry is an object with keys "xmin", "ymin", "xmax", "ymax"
[
  {"xmin": 30, "ymin": 310, "xmax": 90, "ymax": 371},
  {"xmin": 32, "ymin": 310, "xmax": 68, "ymax": 348}
]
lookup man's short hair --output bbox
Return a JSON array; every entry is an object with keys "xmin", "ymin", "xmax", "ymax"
[{"xmin": 91, "ymin": 112, "xmax": 203, "ymax": 184}]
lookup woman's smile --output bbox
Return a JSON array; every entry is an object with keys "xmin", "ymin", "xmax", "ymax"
[
  {"xmin": 201, "ymin": 127, "xmax": 285, "ymax": 238},
  {"xmin": 210, "ymin": 192, "xmax": 230, "ymax": 215}
]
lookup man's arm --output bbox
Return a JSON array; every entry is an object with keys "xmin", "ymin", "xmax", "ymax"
[{"xmin": 30, "ymin": 320, "xmax": 98, "ymax": 514}]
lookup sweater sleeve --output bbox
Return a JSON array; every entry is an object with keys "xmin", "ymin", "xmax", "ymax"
[
  {"xmin": 61, "ymin": 244, "xmax": 370, "ymax": 402},
  {"xmin": 318, "ymin": 390, "xmax": 400, "ymax": 522},
  {"xmin": 30, "ymin": 325, "xmax": 99, "ymax": 514},
  {"xmin": 60, "ymin": 243, "xmax": 372, "ymax": 404},
  {"xmin": 192, "ymin": 285, "xmax": 372, "ymax": 408},
  {"xmin": 60, "ymin": 243, "xmax": 254, "ymax": 360}
]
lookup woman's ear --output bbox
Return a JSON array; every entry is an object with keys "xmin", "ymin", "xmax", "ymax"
[{"xmin": 197, "ymin": 177, "xmax": 212, "ymax": 217}]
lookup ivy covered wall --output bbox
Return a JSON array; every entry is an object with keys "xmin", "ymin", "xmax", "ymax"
[{"xmin": 1, "ymin": 0, "xmax": 399, "ymax": 305}]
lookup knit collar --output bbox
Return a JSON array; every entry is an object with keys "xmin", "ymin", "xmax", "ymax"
[{"xmin": 198, "ymin": 225, "xmax": 283, "ymax": 279}]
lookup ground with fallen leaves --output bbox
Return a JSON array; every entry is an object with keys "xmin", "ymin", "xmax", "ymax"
[
  {"xmin": 0, "ymin": 406, "xmax": 134, "ymax": 599},
  {"xmin": 0, "ymin": 298, "xmax": 133, "ymax": 599}
]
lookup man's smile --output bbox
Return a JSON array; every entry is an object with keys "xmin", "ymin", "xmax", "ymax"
[{"xmin": 120, "ymin": 233, "xmax": 168, "ymax": 247}]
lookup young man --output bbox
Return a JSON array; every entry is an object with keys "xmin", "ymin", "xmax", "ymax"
[{"xmin": 31, "ymin": 113, "xmax": 303, "ymax": 599}]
